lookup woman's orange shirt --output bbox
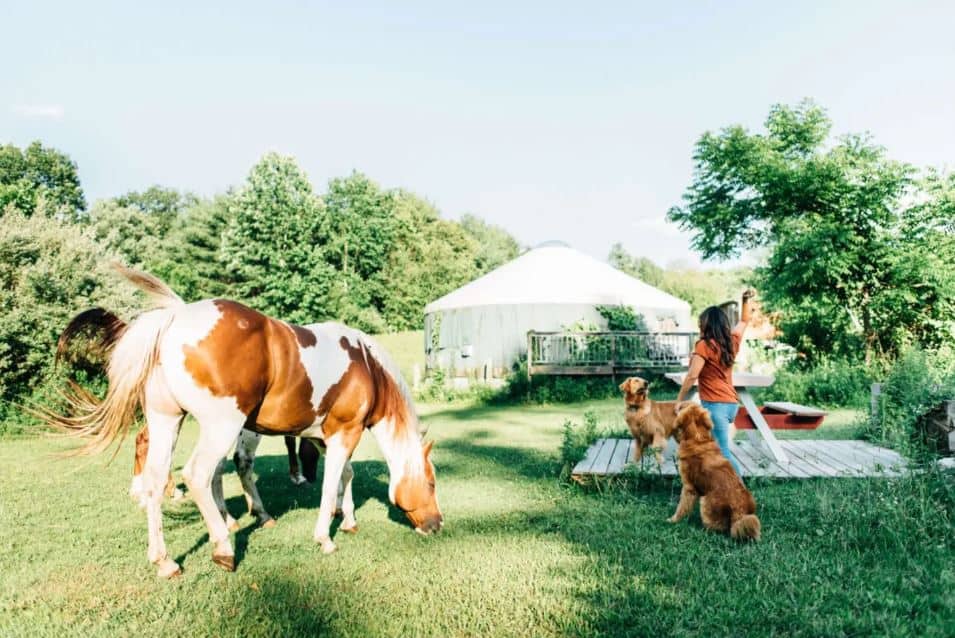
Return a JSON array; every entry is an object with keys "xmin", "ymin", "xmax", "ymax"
[{"xmin": 693, "ymin": 330, "xmax": 743, "ymax": 403}]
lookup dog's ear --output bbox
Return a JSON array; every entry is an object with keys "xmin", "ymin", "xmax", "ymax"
[{"xmin": 618, "ymin": 379, "xmax": 629, "ymax": 392}]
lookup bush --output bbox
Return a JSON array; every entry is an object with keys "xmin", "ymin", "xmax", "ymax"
[
  {"xmin": 758, "ymin": 357, "xmax": 873, "ymax": 408},
  {"xmin": 595, "ymin": 305, "xmax": 648, "ymax": 331},
  {"xmin": 865, "ymin": 345, "xmax": 955, "ymax": 457},
  {"xmin": 490, "ymin": 357, "xmax": 619, "ymax": 404},
  {"xmin": 0, "ymin": 208, "xmax": 142, "ymax": 435},
  {"xmin": 413, "ymin": 368, "xmax": 497, "ymax": 404},
  {"xmin": 489, "ymin": 357, "xmax": 674, "ymax": 406}
]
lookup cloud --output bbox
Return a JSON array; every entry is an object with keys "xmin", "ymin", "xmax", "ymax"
[{"xmin": 12, "ymin": 104, "xmax": 65, "ymax": 119}]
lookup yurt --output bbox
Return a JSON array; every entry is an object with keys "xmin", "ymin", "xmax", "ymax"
[{"xmin": 424, "ymin": 242, "xmax": 692, "ymax": 380}]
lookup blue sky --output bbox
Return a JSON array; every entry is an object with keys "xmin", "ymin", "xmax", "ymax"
[{"xmin": 3, "ymin": 1, "xmax": 953, "ymax": 268}]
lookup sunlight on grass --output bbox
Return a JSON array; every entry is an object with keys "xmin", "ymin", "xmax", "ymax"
[{"xmin": 1, "ymin": 399, "xmax": 951, "ymax": 637}]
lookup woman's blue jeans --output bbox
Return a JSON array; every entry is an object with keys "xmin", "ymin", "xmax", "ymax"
[{"xmin": 700, "ymin": 400, "xmax": 742, "ymax": 477}]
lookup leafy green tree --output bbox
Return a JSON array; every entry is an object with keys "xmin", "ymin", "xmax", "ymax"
[
  {"xmin": 113, "ymin": 186, "xmax": 199, "ymax": 235},
  {"xmin": 380, "ymin": 191, "xmax": 480, "ymax": 330},
  {"xmin": 0, "ymin": 141, "xmax": 85, "ymax": 219},
  {"xmin": 459, "ymin": 214, "xmax": 522, "ymax": 272},
  {"xmin": 607, "ymin": 244, "xmax": 751, "ymax": 315},
  {"xmin": 150, "ymin": 194, "xmax": 237, "ymax": 301},
  {"xmin": 668, "ymin": 100, "xmax": 952, "ymax": 361},
  {"xmin": 86, "ymin": 200, "xmax": 165, "ymax": 268},
  {"xmin": 0, "ymin": 205, "xmax": 140, "ymax": 428},
  {"xmin": 222, "ymin": 153, "xmax": 335, "ymax": 325},
  {"xmin": 608, "ymin": 243, "xmax": 665, "ymax": 287}
]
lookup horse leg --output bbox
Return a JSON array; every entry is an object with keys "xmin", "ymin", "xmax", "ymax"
[
  {"xmin": 182, "ymin": 417, "xmax": 245, "ymax": 571},
  {"xmin": 211, "ymin": 457, "xmax": 239, "ymax": 532},
  {"xmin": 142, "ymin": 407, "xmax": 184, "ymax": 578},
  {"xmin": 338, "ymin": 459, "xmax": 358, "ymax": 533},
  {"xmin": 130, "ymin": 427, "xmax": 149, "ymax": 508},
  {"xmin": 285, "ymin": 436, "xmax": 306, "ymax": 485},
  {"xmin": 313, "ymin": 431, "xmax": 358, "ymax": 554},
  {"xmin": 234, "ymin": 430, "xmax": 275, "ymax": 528}
]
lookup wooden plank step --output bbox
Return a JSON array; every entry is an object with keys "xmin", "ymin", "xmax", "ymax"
[
  {"xmin": 739, "ymin": 441, "xmax": 812, "ymax": 478},
  {"xmin": 571, "ymin": 438, "xmax": 909, "ymax": 479},
  {"xmin": 571, "ymin": 440, "xmax": 605, "ymax": 475},
  {"xmin": 606, "ymin": 439, "xmax": 631, "ymax": 475},
  {"xmin": 589, "ymin": 439, "xmax": 618, "ymax": 475},
  {"xmin": 779, "ymin": 441, "xmax": 843, "ymax": 477}
]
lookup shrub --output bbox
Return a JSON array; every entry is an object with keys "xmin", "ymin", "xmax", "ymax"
[
  {"xmin": 865, "ymin": 345, "xmax": 955, "ymax": 457},
  {"xmin": 490, "ymin": 357, "xmax": 620, "ymax": 404},
  {"xmin": 595, "ymin": 305, "xmax": 648, "ymax": 331},
  {"xmin": 758, "ymin": 357, "xmax": 873, "ymax": 408},
  {"xmin": 0, "ymin": 208, "xmax": 141, "ymax": 435}
]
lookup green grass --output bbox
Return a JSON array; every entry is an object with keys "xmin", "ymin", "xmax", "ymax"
[
  {"xmin": 1, "ymin": 399, "xmax": 953, "ymax": 637},
  {"xmin": 372, "ymin": 330, "xmax": 424, "ymax": 385}
]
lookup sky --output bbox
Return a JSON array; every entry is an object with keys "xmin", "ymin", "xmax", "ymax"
[{"xmin": 3, "ymin": 1, "xmax": 954, "ymax": 269}]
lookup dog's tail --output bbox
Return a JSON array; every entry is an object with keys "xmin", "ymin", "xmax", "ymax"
[{"xmin": 731, "ymin": 514, "xmax": 761, "ymax": 541}]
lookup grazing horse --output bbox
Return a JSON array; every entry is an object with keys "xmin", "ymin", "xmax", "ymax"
[
  {"xmin": 57, "ymin": 310, "xmax": 320, "ymax": 516},
  {"xmin": 47, "ymin": 265, "xmax": 442, "ymax": 578}
]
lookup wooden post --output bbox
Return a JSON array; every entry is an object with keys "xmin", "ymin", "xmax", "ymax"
[
  {"xmin": 610, "ymin": 334, "xmax": 617, "ymax": 385},
  {"xmin": 526, "ymin": 331, "xmax": 533, "ymax": 381},
  {"xmin": 870, "ymin": 383, "xmax": 882, "ymax": 424}
]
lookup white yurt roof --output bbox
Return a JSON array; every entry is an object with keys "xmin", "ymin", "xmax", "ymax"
[{"xmin": 425, "ymin": 242, "xmax": 690, "ymax": 313}]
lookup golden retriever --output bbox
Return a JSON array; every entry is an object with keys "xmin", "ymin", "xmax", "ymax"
[
  {"xmin": 668, "ymin": 403, "xmax": 761, "ymax": 541},
  {"xmin": 619, "ymin": 376, "xmax": 679, "ymax": 466}
]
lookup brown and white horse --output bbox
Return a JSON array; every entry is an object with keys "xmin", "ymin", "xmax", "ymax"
[{"xmin": 48, "ymin": 265, "xmax": 442, "ymax": 578}]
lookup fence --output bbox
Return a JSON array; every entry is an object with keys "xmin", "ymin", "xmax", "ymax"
[{"xmin": 526, "ymin": 331, "xmax": 696, "ymax": 377}]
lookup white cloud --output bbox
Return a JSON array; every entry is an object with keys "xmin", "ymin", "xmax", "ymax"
[{"xmin": 12, "ymin": 104, "xmax": 65, "ymax": 119}]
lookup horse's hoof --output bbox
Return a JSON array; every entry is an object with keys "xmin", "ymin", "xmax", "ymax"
[
  {"xmin": 212, "ymin": 553, "xmax": 235, "ymax": 571},
  {"xmin": 290, "ymin": 474, "xmax": 306, "ymax": 486},
  {"xmin": 316, "ymin": 537, "xmax": 337, "ymax": 554},
  {"xmin": 260, "ymin": 518, "xmax": 276, "ymax": 529},
  {"xmin": 340, "ymin": 524, "xmax": 359, "ymax": 535},
  {"xmin": 157, "ymin": 558, "xmax": 181, "ymax": 579}
]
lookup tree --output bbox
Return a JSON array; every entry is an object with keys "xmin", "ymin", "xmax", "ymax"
[
  {"xmin": 608, "ymin": 243, "xmax": 665, "ymax": 287},
  {"xmin": 380, "ymin": 191, "xmax": 480, "ymax": 330},
  {"xmin": 0, "ymin": 141, "xmax": 85, "ymax": 219},
  {"xmin": 86, "ymin": 200, "xmax": 165, "ymax": 268},
  {"xmin": 0, "ymin": 205, "xmax": 141, "ymax": 428},
  {"xmin": 459, "ymin": 214, "xmax": 522, "ymax": 273},
  {"xmin": 668, "ymin": 100, "xmax": 953, "ymax": 361},
  {"xmin": 150, "ymin": 194, "xmax": 237, "ymax": 301},
  {"xmin": 221, "ymin": 153, "xmax": 335, "ymax": 324},
  {"xmin": 607, "ymin": 244, "xmax": 751, "ymax": 315},
  {"xmin": 113, "ymin": 186, "xmax": 199, "ymax": 235}
]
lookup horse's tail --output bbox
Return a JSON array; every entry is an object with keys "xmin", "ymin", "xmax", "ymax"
[
  {"xmin": 43, "ymin": 266, "xmax": 184, "ymax": 457},
  {"xmin": 55, "ymin": 307, "xmax": 127, "ymax": 368},
  {"xmin": 730, "ymin": 514, "xmax": 761, "ymax": 541}
]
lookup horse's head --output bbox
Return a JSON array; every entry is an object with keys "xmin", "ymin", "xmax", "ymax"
[{"xmin": 394, "ymin": 440, "xmax": 443, "ymax": 534}]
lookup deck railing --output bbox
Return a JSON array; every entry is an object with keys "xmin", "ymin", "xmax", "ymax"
[{"xmin": 527, "ymin": 331, "xmax": 696, "ymax": 377}]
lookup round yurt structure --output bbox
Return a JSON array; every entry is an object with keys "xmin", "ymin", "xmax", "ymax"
[{"xmin": 423, "ymin": 242, "xmax": 692, "ymax": 381}]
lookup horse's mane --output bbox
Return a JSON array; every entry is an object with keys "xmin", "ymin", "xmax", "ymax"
[{"xmin": 353, "ymin": 330, "xmax": 427, "ymax": 437}]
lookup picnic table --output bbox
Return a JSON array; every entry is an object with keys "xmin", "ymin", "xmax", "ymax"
[{"xmin": 664, "ymin": 371, "xmax": 790, "ymax": 464}]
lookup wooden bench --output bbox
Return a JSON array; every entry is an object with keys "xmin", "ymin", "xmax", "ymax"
[{"xmin": 735, "ymin": 401, "xmax": 827, "ymax": 430}]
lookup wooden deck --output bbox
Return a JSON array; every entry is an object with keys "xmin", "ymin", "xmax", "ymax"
[{"xmin": 572, "ymin": 438, "xmax": 907, "ymax": 479}]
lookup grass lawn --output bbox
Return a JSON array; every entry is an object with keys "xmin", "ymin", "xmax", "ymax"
[
  {"xmin": 371, "ymin": 330, "xmax": 425, "ymax": 385},
  {"xmin": 1, "ymin": 399, "xmax": 953, "ymax": 637}
]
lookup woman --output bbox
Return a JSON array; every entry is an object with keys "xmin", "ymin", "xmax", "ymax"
[{"xmin": 674, "ymin": 289, "xmax": 756, "ymax": 477}]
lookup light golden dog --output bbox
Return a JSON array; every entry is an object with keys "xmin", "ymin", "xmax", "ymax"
[
  {"xmin": 668, "ymin": 403, "xmax": 761, "ymax": 541},
  {"xmin": 619, "ymin": 376, "xmax": 679, "ymax": 466}
]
